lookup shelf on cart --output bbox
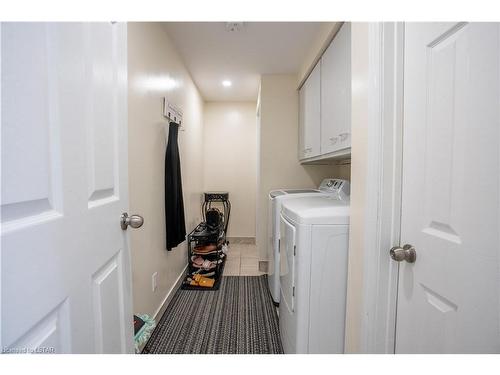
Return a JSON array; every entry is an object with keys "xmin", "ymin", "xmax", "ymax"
[{"xmin": 181, "ymin": 260, "xmax": 226, "ymax": 290}]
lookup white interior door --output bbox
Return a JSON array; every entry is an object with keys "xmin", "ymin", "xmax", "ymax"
[
  {"xmin": 1, "ymin": 22, "xmax": 134, "ymax": 353},
  {"xmin": 395, "ymin": 22, "xmax": 500, "ymax": 353}
]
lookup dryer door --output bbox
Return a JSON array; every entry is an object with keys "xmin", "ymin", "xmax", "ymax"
[{"xmin": 280, "ymin": 214, "xmax": 296, "ymax": 313}]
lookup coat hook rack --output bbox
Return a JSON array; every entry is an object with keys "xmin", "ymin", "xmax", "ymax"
[{"xmin": 163, "ymin": 97, "xmax": 184, "ymax": 131}]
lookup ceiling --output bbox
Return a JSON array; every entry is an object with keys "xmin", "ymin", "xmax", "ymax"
[{"xmin": 162, "ymin": 22, "xmax": 325, "ymax": 102}]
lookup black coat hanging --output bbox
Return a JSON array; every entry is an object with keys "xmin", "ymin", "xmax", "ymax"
[{"xmin": 164, "ymin": 121, "xmax": 186, "ymax": 250}]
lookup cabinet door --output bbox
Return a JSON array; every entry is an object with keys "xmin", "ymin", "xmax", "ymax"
[
  {"xmin": 300, "ymin": 62, "xmax": 321, "ymax": 159},
  {"xmin": 321, "ymin": 23, "xmax": 351, "ymax": 154},
  {"xmin": 298, "ymin": 85, "xmax": 306, "ymax": 160}
]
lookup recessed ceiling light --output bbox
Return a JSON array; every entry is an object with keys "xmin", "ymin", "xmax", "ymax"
[{"xmin": 222, "ymin": 80, "xmax": 232, "ymax": 87}]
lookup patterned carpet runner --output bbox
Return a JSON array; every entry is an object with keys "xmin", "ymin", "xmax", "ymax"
[{"xmin": 142, "ymin": 276, "xmax": 283, "ymax": 354}]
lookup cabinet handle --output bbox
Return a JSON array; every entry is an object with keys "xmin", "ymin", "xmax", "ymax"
[{"xmin": 339, "ymin": 133, "xmax": 350, "ymax": 141}]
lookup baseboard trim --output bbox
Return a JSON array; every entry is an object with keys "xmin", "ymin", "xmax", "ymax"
[
  {"xmin": 153, "ymin": 265, "xmax": 187, "ymax": 322},
  {"xmin": 136, "ymin": 266, "xmax": 186, "ymax": 353},
  {"xmin": 227, "ymin": 236, "xmax": 256, "ymax": 245}
]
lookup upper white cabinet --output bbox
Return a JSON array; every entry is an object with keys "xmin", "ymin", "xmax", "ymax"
[
  {"xmin": 299, "ymin": 62, "xmax": 321, "ymax": 159},
  {"xmin": 298, "ymin": 23, "xmax": 351, "ymax": 162},
  {"xmin": 321, "ymin": 23, "xmax": 351, "ymax": 154}
]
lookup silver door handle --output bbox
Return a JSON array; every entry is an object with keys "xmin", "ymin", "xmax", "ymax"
[
  {"xmin": 390, "ymin": 244, "xmax": 416, "ymax": 263},
  {"xmin": 121, "ymin": 213, "xmax": 144, "ymax": 230}
]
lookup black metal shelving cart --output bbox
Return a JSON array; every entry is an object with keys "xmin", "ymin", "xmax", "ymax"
[{"xmin": 181, "ymin": 192, "xmax": 231, "ymax": 290}]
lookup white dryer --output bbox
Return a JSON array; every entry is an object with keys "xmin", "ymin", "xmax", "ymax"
[
  {"xmin": 267, "ymin": 179, "xmax": 349, "ymax": 304},
  {"xmin": 279, "ymin": 190, "xmax": 350, "ymax": 354}
]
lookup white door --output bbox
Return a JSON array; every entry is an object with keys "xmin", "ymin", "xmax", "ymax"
[
  {"xmin": 320, "ymin": 23, "xmax": 351, "ymax": 154},
  {"xmin": 1, "ymin": 22, "xmax": 135, "ymax": 353},
  {"xmin": 395, "ymin": 22, "xmax": 500, "ymax": 353}
]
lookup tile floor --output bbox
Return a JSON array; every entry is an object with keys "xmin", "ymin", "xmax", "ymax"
[{"xmin": 223, "ymin": 242, "xmax": 264, "ymax": 276}]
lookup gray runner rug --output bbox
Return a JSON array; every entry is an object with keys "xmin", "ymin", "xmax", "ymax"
[{"xmin": 142, "ymin": 275, "xmax": 283, "ymax": 354}]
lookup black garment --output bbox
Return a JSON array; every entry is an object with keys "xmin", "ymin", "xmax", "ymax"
[{"xmin": 165, "ymin": 122, "xmax": 186, "ymax": 251}]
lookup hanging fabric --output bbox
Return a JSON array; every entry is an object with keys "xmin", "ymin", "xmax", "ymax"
[{"xmin": 165, "ymin": 121, "xmax": 186, "ymax": 251}]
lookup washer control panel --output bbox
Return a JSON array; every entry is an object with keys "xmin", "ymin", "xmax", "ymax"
[{"xmin": 319, "ymin": 179, "xmax": 350, "ymax": 200}]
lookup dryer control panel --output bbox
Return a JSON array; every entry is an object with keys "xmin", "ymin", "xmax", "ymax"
[{"xmin": 318, "ymin": 179, "xmax": 350, "ymax": 201}]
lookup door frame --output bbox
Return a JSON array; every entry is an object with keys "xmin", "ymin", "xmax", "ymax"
[{"xmin": 348, "ymin": 22, "xmax": 405, "ymax": 353}]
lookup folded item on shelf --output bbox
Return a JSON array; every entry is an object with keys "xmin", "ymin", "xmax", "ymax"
[
  {"xmin": 192, "ymin": 249, "xmax": 219, "ymax": 256},
  {"xmin": 191, "ymin": 256, "xmax": 223, "ymax": 270},
  {"xmin": 191, "ymin": 249, "xmax": 227, "ymax": 262},
  {"xmin": 190, "ymin": 269, "xmax": 216, "ymax": 278},
  {"xmin": 190, "ymin": 224, "xmax": 219, "ymax": 238},
  {"xmin": 193, "ymin": 243, "xmax": 218, "ymax": 253},
  {"xmin": 187, "ymin": 274, "xmax": 215, "ymax": 288}
]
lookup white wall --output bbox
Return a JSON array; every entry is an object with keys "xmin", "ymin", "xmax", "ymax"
[
  {"xmin": 256, "ymin": 74, "xmax": 346, "ymax": 260},
  {"xmin": 128, "ymin": 23, "xmax": 204, "ymax": 318},
  {"xmin": 203, "ymin": 102, "xmax": 257, "ymax": 238}
]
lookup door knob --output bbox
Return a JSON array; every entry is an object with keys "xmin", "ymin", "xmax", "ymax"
[
  {"xmin": 120, "ymin": 213, "xmax": 144, "ymax": 230},
  {"xmin": 390, "ymin": 244, "xmax": 416, "ymax": 263}
]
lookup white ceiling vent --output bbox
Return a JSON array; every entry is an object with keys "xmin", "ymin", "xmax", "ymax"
[{"xmin": 225, "ymin": 22, "xmax": 244, "ymax": 32}]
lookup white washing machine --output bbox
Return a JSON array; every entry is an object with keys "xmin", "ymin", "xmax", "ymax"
[
  {"xmin": 267, "ymin": 179, "xmax": 349, "ymax": 304},
  {"xmin": 279, "ymin": 190, "xmax": 350, "ymax": 354}
]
